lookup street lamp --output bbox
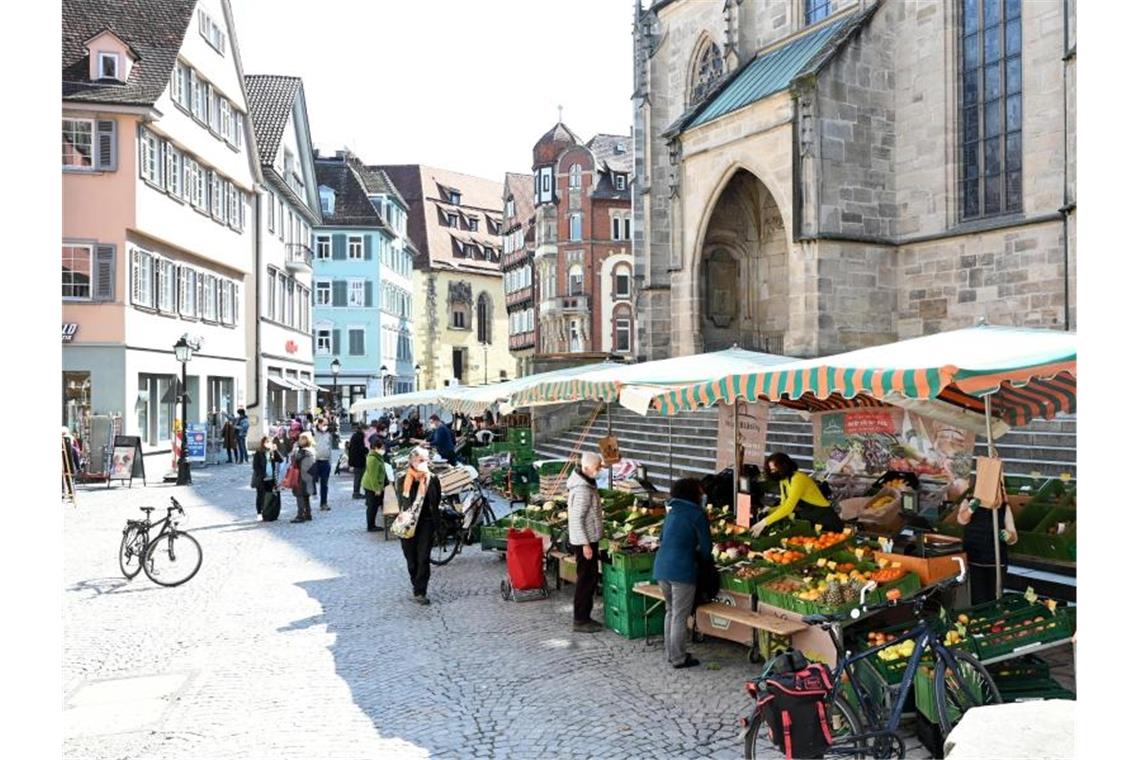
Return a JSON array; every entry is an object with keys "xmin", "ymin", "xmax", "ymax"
[
  {"xmin": 330, "ymin": 357, "xmax": 341, "ymax": 419},
  {"xmin": 173, "ymin": 334, "xmax": 198, "ymax": 486},
  {"xmin": 415, "ymin": 363, "xmax": 422, "ymax": 391},
  {"xmin": 482, "ymin": 341, "xmax": 489, "ymax": 385}
]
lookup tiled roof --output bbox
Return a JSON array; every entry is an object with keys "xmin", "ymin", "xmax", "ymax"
[
  {"xmin": 358, "ymin": 165, "xmax": 410, "ymax": 211},
  {"xmin": 666, "ymin": 9, "xmax": 869, "ymax": 137},
  {"xmin": 243, "ymin": 75, "xmax": 302, "ymax": 167},
  {"xmin": 314, "ymin": 157, "xmax": 386, "ymax": 229},
  {"xmin": 586, "ymin": 134, "xmax": 634, "ymax": 174},
  {"xmin": 381, "ymin": 164, "xmax": 504, "ymax": 275},
  {"xmin": 533, "ymin": 121, "xmax": 582, "ymax": 167},
  {"xmin": 504, "ymin": 172, "xmax": 535, "ymax": 226},
  {"xmin": 62, "ymin": 0, "xmax": 197, "ymax": 106}
]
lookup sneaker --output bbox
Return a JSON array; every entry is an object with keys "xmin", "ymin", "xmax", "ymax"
[
  {"xmin": 414, "ymin": 595, "xmax": 430, "ymax": 605},
  {"xmin": 573, "ymin": 620, "xmax": 604, "ymax": 633},
  {"xmin": 319, "ymin": 504, "xmax": 331, "ymax": 511},
  {"xmin": 672, "ymin": 654, "xmax": 700, "ymax": 669},
  {"xmin": 290, "ymin": 517, "xmax": 305, "ymax": 523}
]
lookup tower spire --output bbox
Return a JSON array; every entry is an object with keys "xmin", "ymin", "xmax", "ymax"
[{"xmin": 558, "ymin": 104, "xmax": 563, "ymax": 123}]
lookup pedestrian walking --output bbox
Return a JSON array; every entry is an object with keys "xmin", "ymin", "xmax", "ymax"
[
  {"xmin": 348, "ymin": 424, "xmax": 368, "ymax": 499},
  {"xmin": 401, "ymin": 447, "xmax": 441, "ymax": 604},
  {"xmin": 235, "ymin": 408, "xmax": 250, "ymax": 464},
  {"xmin": 313, "ymin": 420, "xmax": 334, "ymax": 511},
  {"xmin": 653, "ymin": 477, "xmax": 713, "ymax": 668},
  {"xmin": 567, "ymin": 451, "xmax": 604, "ymax": 632},
  {"xmin": 289, "ymin": 432, "xmax": 316, "ymax": 523},
  {"xmin": 251, "ymin": 436, "xmax": 283, "ymax": 517},
  {"xmin": 362, "ymin": 436, "xmax": 388, "ymax": 532},
  {"xmin": 222, "ymin": 417, "xmax": 238, "ymax": 463}
]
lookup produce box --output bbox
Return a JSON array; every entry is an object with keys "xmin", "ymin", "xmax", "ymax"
[
  {"xmin": 995, "ymin": 676, "xmax": 1075, "ymax": 702},
  {"xmin": 558, "ymin": 554, "xmax": 577, "ymax": 584},
  {"xmin": 693, "ymin": 589, "xmax": 755, "ymax": 645},
  {"xmin": 955, "ymin": 598, "xmax": 1075, "ymax": 660},
  {"xmin": 986, "ymin": 653, "xmax": 1052, "ymax": 682},
  {"xmin": 857, "ymin": 626, "xmax": 934, "ymax": 686},
  {"xmin": 603, "ymin": 561, "xmax": 654, "ymax": 593},
  {"xmin": 1015, "ymin": 506, "xmax": 1076, "ymax": 562},
  {"xmin": 535, "ymin": 459, "xmax": 572, "ymax": 477},
  {"xmin": 507, "ymin": 428, "xmax": 532, "ymax": 447},
  {"xmin": 480, "ymin": 526, "xmax": 508, "ymax": 552},
  {"xmin": 605, "ymin": 598, "xmax": 665, "ymax": 639},
  {"xmin": 871, "ymin": 571, "xmax": 922, "ymax": 605},
  {"xmin": 871, "ymin": 549, "xmax": 969, "ymax": 586},
  {"xmin": 609, "ymin": 549, "xmax": 655, "ymax": 574}
]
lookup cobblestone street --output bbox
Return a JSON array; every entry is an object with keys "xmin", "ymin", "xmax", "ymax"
[{"xmin": 62, "ymin": 459, "xmax": 947, "ymax": 760}]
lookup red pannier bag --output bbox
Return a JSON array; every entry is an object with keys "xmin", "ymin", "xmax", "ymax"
[
  {"xmin": 756, "ymin": 661, "xmax": 835, "ymax": 760},
  {"xmin": 506, "ymin": 528, "xmax": 546, "ymax": 591}
]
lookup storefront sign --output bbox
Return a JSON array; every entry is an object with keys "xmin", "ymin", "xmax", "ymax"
[
  {"xmin": 716, "ymin": 401, "xmax": 771, "ymax": 471},
  {"xmin": 813, "ymin": 407, "xmax": 976, "ymax": 481},
  {"xmin": 185, "ymin": 424, "xmax": 207, "ymax": 463},
  {"xmin": 285, "ymin": 340, "xmax": 298, "ymax": 354},
  {"xmin": 62, "ymin": 323, "xmax": 78, "ymax": 343}
]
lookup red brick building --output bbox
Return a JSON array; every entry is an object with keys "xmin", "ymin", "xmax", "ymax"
[{"xmin": 529, "ymin": 122, "xmax": 634, "ymax": 358}]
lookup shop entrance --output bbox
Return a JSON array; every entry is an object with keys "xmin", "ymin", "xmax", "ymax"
[
  {"xmin": 697, "ymin": 169, "xmax": 789, "ymax": 354},
  {"xmin": 63, "ymin": 371, "xmax": 91, "ymax": 433}
]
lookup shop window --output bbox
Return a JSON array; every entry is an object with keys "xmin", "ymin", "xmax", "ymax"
[{"xmin": 62, "ymin": 371, "xmax": 91, "ymax": 432}]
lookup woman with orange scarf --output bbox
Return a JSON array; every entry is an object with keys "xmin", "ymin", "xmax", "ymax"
[{"xmin": 402, "ymin": 448, "xmax": 442, "ymax": 604}]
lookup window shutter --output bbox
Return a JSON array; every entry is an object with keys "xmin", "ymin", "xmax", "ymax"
[
  {"xmin": 363, "ymin": 236, "xmax": 373, "ymax": 260},
  {"xmin": 332, "ymin": 234, "xmax": 347, "ymax": 260},
  {"xmin": 93, "ymin": 245, "xmax": 115, "ymax": 301},
  {"xmin": 95, "ymin": 120, "xmax": 116, "ymax": 171},
  {"xmin": 332, "ymin": 280, "xmax": 347, "ymax": 307},
  {"xmin": 131, "ymin": 250, "xmax": 141, "ymax": 304},
  {"xmin": 232, "ymin": 283, "xmax": 239, "ymax": 325},
  {"xmin": 331, "ymin": 329, "xmax": 341, "ymax": 356},
  {"xmin": 364, "ymin": 281, "xmax": 373, "ymax": 308}
]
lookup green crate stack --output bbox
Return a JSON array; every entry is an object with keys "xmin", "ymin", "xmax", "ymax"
[
  {"xmin": 480, "ymin": 526, "xmax": 508, "ymax": 552},
  {"xmin": 985, "ymin": 654, "xmax": 1052, "ymax": 681},
  {"xmin": 995, "ymin": 676, "xmax": 1075, "ymax": 702},
  {"xmin": 962, "ymin": 604, "xmax": 1074, "ymax": 660},
  {"xmin": 602, "ymin": 562, "xmax": 663, "ymax": 639},
  {"xmin": 609, "ymin": 550, "xmax": 655, "ymax": 574},
  {"xmin": 507, "ymin": 428, "xmax": 532, "ymax": 447},
  {"xmin": 1015, "ymin": 505, "xmax": 1077, "ymax": 562}
]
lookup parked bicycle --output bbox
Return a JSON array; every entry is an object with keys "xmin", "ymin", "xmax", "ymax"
[
  {"xmin": 741, "ymin": 557, "xmax": 1000, "ymax": 759},
  {"xmin": 429, "ymin": 477, "xmax": 498, "ymax": 566},
  {"xmin": 118, "ymin": 497, "xmax": 203, "ymax": 587}
]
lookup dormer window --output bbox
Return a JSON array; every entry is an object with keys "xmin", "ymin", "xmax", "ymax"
[
  {"xmin": 615, "ymin": 143, "xmax": 627, "ymax": 154},
  {"xmin": 319, "ymin": 186, "xmax": 335, "ymax": 215},
  {"xmin": 614, "ymin": 174, "xmax": 627, "ymax": 191},
  {"xmin": 199, "ymin": 9, "xmax": 227, "ymax": 54},
  {"xmin": 464, "ymin": 243, "xmax": 478, "ymax": 258},
  {"xmin": 447, "ymin": 213, "xmax": 459, "ymax": 228},
  {"xmin": 97, "ymin": 52, "xmax": 120, "ymax": 81},
  {"xmin": 468, "ymin": 217, "xmax": 479, "ymax": 233},
  {"xmin": 449, "ymin": 191, "xmax": 461, "ymax": 205}
]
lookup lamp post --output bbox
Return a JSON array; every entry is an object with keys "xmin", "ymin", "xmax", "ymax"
[
  {"xmin": 415, "ymin": 363, "xmax": 422, "ymax": 391},
  {"xmin": 173, "ymin": 335, "xmax": 197, "ymax": 486},
  {"xmin": 482, "ymin": 341, "xmax": 489, "ymax": 385},
  {"xmin": 330, "ymin": 357, "xmax": 341, "ymax": 424}
]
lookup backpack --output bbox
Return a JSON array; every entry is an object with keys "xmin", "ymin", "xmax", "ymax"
[{"xmin": 755, "ymin": 655, "xmax": 835, "ymax": 760}]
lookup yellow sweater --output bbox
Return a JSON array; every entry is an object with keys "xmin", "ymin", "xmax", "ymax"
[{"xmin": 767, "ymin": 472, "xmax": 830, "ymax": 526}]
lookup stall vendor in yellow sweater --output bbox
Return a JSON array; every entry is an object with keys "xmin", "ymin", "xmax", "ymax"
[{"xmin": 751, "ymin": 453, "xmax": 844, "ymax": 535}]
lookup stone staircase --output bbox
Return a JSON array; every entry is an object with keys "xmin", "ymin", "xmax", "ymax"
[{"xmin": 534, "ymin": 404, "xmax": 1076, "ymax": 490}]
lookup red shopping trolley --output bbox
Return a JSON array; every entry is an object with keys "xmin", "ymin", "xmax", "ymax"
[{"xmin": 500, "ymin": 528, "xmax": 550, "ymax": 601}]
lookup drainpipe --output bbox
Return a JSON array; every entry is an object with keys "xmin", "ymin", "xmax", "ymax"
[
  {"xmin": 1060, "ymin": 0, "xmax": 1074, "ymax": 331},
  {"xmin": 247, "ymin": 190, "xmax": 262, "ymax": 422}
]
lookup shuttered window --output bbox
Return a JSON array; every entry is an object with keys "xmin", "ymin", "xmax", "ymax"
[
  {"xmin": 131, "ymin": 249, "xmax": 155, "ymax": 308},
  {"xmin": 178, "ymin": 266, "xmax": 196, "ymax": 317},
  {"xmin": 156, "ymin": 259, "xmax": 176, "ymax": 313},
  {"xmin": 62, "ymin": 244, "xmax": 93, "ymax": 299}
]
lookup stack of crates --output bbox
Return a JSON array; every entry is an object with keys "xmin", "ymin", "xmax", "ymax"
[{"xmin": 601, "ymin": 552, "xmax": 663, "ymax": 639}]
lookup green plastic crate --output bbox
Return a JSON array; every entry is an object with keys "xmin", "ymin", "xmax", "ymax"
[
  {"xmin": 965, "ymin": 605, "xmax": 1074, "ymax": 660},
  {"xmin": 987, "ymin": 654, "xmax": 1052, "ymax": 682},
  {"xmin": 604, "ymin": 598, "xmax": 665, "ymax": 639},
  {"xmin": 508, "ymin": 428, "xmax": 532, "ymax": 446},
  {"xmin": 602, "ymin": 561, "xmax": 654, "ymax": 593},
  {"xmin": 610, "ymin": 550, "xmax": 656, "ymax": 573},
  {"xmin": 996, "ymin": 676, "xmax": 1075, "ymax": 702},
  {"xmin": 872, "ymin": 571, "xmax": 922, "ymax": 604},
  {"xmin": 480, "ymin": 526, "xmax": 508, "ymax": 552},
  {"xmin": 1015, "ymin": 506, "xmax": 1076, "ymax": 562}
]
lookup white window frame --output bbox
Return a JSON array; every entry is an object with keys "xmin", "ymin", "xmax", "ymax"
[
  {"xmin": 139, "ymin": 128, "xmax": 160, "ymax": 185},
  {"xmin": 178, "ymin": 265, "xmax": 197, "ymax": 318},
  {"xmin": 199, "ymin": 9, "xmax": 226, "ymax": 54},
  {"xmin": 211, "ymin": 172, "xmax": 224, "ymax": 220},
  {"xmin": 615, "ymin": 174, "xmax": 626, "ymax": 191},
  {"xmin": 171, "ymin": 61, "xmax": 188, "ymax": 109},
  {"xmin": 156, "ymin": 258, "xmax": 176, "ymax": 313},
  {"xmin": 615, "ymin": 318, "xmax": 632, "ymax": 352},
  {"xmin": 267, "ymin": 193, "xmax": 276, "ymax": 233},
  {"xmin": 569, "ymin": 213, "xmax": 582, "ymax": 242},
  {"xmin": 221, "ymin": 279, "xmax": 234, "ymax": 325},
  {"xmin": 131, "ymin": 248, "xmax": 155, "ymax": 308},
  {"xmin": 348, "ymin": 236, "xmax": 364, "ymax": 260},
  {"xmin": 569, "ymin": 164, "xmax": 581, "ymax": 189},
  {"xmin": 315, "ymin": 235, "xmax": 331, "ymax": 260},
  {"xmin": 62, "ymin": 118, "xmax": 94, "ymax": 170},
  {"xmin": 615, "ymin": 267, "xmax": 632, "ymax": 298},
  {"xmin": 164, "ymin": 142, "xmax": 183, "ymax": 198},
  {"xmin": 220, "ymin": 100, "xmax": 233, "ymax": 144},
  {"xmin": 568, "ymin": 265, "xmax": 584, "ymax": 296},
  {"xmin": 314, "ymin": 280, "xmax": 331, "ymax": 306},
  {"xmin": 347, "ymin": 278, "xmax": 366, "ymax": 307},
  {"xmin": 227, "ymin": 181, "xmax": 239, "ymax": 228},
  {"xmin": 316, "ymin": 327, "xmax": 332, "ymax": 355},
  {"xmin": 62, "ymin": 244, "xmax": 94, "ymax": 301},
  {"xmin": 97, "ymin": 52, "xmax": 120, "ymax": 80}
]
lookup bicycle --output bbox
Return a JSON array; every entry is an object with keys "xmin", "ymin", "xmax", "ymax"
[
  {"xmin": 429, "ymin": 479, "xmax": 498, "ymax": 566},
  {"xmin": 740, "ymin": 558, "xmax": 1001, "ymax": 759},
  {"xmin": 118, "ymin": 497, "xmax": 203, "ymax": 587}
]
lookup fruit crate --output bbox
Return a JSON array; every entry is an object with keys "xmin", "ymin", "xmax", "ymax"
[
  {"xmin": 1015, "ymin": 506, "xmax": 1076, "ymax": 562},
  {"xmin": 913, "ymin": 666, "xmax": 940, "ymax": 723},
  {"xmin": 535, "ymin": 459, "xmax": 573, "ymax": 477},
  {"xmin": 480, "ymin": 526, "xmax": 508, "ymax": 552},
  {"xmin": 602, "ymin": 561, "xmax": 654, "ymax": 593},
  {"xmin": 986, "ymin": 654, "xmax": 1052, "ymax": 682},
  {"xmin": 609, "ymin": 549, "xmax": 656, "ymax": 574},
  {"xmin": 964, "ymin": 604, "xmax": 1075, "ymax": 660},
  {"xmin": 871, "ymin": 571, "xmax": 922, "ymax": 605},
  {"xmin": 507, "ymin": 428, "xmax": 532, "ymax": 447},
  {"xmin": 995, "ymin": 676, "xmax": 1075, "ymax": 702},
  {"xmin": 604, "ymin": 598, "xmax": 665, "ymax": 640}
]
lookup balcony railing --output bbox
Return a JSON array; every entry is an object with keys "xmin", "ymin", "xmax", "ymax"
[
  {"xmin": 285, "ymin": 243, "xmax": 313, "ymax": 272},
  {"xmin": 539, "ymin": 294, "xmax": 589, "ymax": 316},
  {"xmin": 509, "ymin": 331, "xmax": 536, "ymax": 350}
]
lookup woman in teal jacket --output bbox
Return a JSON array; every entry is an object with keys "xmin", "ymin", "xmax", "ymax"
[
  {"xmin": 361, "ymin": 436, "xmax": 388, "ymax": 532},
  {"xmin": 652, "ymin": 478, "xmax": 713, "ymax": 669}
]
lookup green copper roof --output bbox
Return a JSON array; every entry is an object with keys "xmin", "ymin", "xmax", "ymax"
[{"xmin": 686, "ymin": 17, "xmax": 849, "ymax": 131}]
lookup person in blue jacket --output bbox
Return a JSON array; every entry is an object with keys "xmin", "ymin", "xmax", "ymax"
[{"xmin": 652, "ymin": 477, "xmax": 713, "ymax": 669}]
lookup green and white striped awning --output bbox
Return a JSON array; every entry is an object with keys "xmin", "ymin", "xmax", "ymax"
[{"xmin": 650, "ymin": 326, "xmax": 1076, "ymax": 429}]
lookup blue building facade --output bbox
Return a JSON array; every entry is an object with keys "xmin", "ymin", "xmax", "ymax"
[{"xmin": 312, "ymin": 151, "xmax": 402, "ymax": 413}]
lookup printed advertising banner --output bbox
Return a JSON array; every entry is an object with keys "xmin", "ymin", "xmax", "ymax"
[
  {"xmin": 812, "ymin": 408, "xmax": 975, "ymax": 483},
  {"xmin": 185, "ymin": 424, "xmax": 207, "ymax": 463},
  {"xmin": 716, "ymin": 401, "xmax": 771, "ymax": 471}
]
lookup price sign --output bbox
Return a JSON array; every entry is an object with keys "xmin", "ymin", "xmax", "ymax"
[{"xmin": 1059, "ymin": 472, "xmax": 1072, "ymax": 482}]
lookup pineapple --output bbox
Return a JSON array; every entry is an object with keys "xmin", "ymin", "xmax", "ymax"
[{"xmin": 823, "ymin": 581, "xmax": 845, "ymax": 608}]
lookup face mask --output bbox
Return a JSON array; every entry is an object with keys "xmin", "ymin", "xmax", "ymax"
[{"xmin": 414, "ymin": 461, "xmax": 430, "ymax": 474}]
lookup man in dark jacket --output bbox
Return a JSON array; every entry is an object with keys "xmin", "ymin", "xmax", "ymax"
[
  {"xmin": 652, "ymin": 478, "xmax": 713, "ymax": 668},
  {"xmin": 427, "ymin": 414, "xmax": 458, "ymax": 465},
  {"xmin": 348, "ymin": 424, "xmax": 368, "ymax": 499}
]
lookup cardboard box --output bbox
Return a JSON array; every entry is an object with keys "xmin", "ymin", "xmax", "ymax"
[
  {"xmin": 694, "ymin": 589, "xmax": 755, "ymax": 646},
  {"xmin": 559, "ymin": 555, "xmax": 577, "ymax": 584},
  {"xmin": 873, "ymin": 549, "xmax": 968, "ymax": 586},
  {"xmin": 754, "ymin": 602, "xmax": 838, "ymax": 666}
]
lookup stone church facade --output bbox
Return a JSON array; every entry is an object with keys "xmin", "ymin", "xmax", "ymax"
[{"xmin": 632, "ymin": 0, "xmax": 1076, "ymax": 360}]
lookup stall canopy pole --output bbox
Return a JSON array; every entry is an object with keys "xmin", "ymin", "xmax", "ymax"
[
  {"xmin": 667, "ymin": 414, "xmax": 674, "ymax": 483},
  {"xmin": 985, "ymin": 395, "xmax": 1002, "ymax": 601},
  {"xmin": 607, "ymin": 401, "xmax": 614, "ymax": 489},
  {"xmin": 733, "ymin": 401, "xmax": 740, "ymax": 502}
]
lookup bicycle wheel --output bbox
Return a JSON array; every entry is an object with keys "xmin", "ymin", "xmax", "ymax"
[
  {"xmin": 429, "ymin": 526, "xmax": 461, "ymax": 566},
  {"xmin": 142, "ymin": 531, "xmax": 203, "ymax": 587},
  {"xmin": 118, "ymin": 526, "xmax": 146, "ymax": 579},
  {"xmin": 933, "ymin": 649, "xmax": 1002, "ymax": 735},
  {"xmin": 743, "ymin": 692, "xmax": 865, "ymax": 759}
]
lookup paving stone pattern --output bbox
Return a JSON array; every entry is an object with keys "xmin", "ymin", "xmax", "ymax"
[{"xmin": 63, "ymin": 459, "xmax": 943, "ymax": 759}]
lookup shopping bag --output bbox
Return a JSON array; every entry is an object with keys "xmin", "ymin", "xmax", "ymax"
[{"xmin": 281, "ymin": 462, "xmax": 300, "ymax": 491}]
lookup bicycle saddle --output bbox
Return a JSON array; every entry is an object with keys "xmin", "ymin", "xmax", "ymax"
[{"xmin": 139, "ymin": 507, "xmax": 155, "ymax": 514}]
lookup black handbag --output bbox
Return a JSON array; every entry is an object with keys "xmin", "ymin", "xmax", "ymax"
[{"xmin": 696, "ymin": 552, "xmax": 721, "ymax": 605}]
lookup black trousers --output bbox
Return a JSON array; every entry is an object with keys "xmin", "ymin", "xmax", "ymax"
[
  {"xmin": 365, "ymin": 490, "xmax": 384, "ymax": 530},
  {"xmin": 402, "ymin": 520, "xmax": 434, "ymax": 596},
  {"xmin": 255, "ymin": 479, "xmax": 274, "ymax": 514},
  {"xmin": 969, "ymin": 563, "xmax": 1007, "ymax": 606},
  {"xmin": 573, "ymin": 542, "xmax": 600, "ymax": 623},
  {"xmin": 352, "ymin": 467, "xmax": 365, "ymax": 496}
]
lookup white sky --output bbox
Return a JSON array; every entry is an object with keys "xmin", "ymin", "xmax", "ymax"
[{"xmin": 231, "ymin": 0, "xmax": 637, "ymax": 182}]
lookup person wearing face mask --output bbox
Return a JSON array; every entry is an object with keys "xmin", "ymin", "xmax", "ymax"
[
  {"xmin": 290, "ymin": 432, "xmax": 317, "ymax": 523},
  {"xmin": 751, "ymin": 452, "xmax": 842, "ymax": 536},
  {"xmin": 312, "ymin": 421, "xmax": 334, "ymax": 511},
  {"xmin": 251, "ymin": 436, "xmax": 283, "ymax": 518},
  {"xmin": 567, "ymin": 452, "xmax": 604, "ymax": 632},
  {"xmin": 424, "ymin": 414, "xmax": 458, "ymax": 466},
  {"xmin": 401, "ymin": 447, "xmax": 442, "ymax": 604},
  {"xmin": 652, "ymin": 477, "xmax": 714, "ymax": 668}
]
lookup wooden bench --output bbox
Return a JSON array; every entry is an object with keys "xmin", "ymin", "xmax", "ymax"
[{"xmin": 631, "ymin": 583, "xmax": 807, "ymax": 661}]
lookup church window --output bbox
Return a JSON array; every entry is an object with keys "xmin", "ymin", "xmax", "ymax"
[{"xmin": 689, "ymin": 39, "xmax": 725, "ymax": 105}]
